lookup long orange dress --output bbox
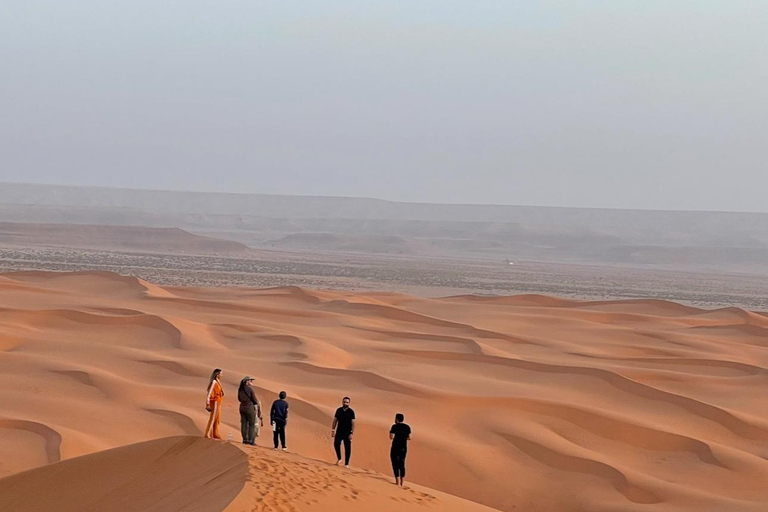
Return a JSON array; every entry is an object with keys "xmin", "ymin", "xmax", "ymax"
[{"xmin": 205, "ymin": 379, "xmax": 224, "ymax": 439}]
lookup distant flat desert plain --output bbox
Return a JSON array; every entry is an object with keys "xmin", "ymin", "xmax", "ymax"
[
  {"xmin": 1, "ymin": 270, "xmax": 767, "ymax": 511},
  {"xmin": 2, "ymin": 221, "xmax": 768, "ymax": 311}
]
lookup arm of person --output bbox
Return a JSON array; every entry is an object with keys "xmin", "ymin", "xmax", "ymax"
[
  {"xmin": 206, "ymin": 383, "xmax": 215, "ymax": 410},
  {"xmin": 331, "ymin": 416, "xmax": 338, "ymax": 437},
  {"xmin": 270, "ymin": 403, "xmax": 276, "ymax": 425},
  {"xmin": 349, "ymin": 418, "xmax": 355, "ymax": 439}
]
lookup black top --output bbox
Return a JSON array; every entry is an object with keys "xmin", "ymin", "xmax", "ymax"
[
  {"xmin": 334, "ymin": 407, "xmax": 356, "ymax": 436},
  {"xmin": 390, "ymin": 423, "xmax": 411, "ymax": 449},
  {"xmin": 271, "ymin": 399, "xmax": 289, "ymax": 423}
]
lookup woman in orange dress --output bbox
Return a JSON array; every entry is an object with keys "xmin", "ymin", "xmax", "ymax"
[{"xmin": 205, "ymin": 368, "xmax": 224, "ymax": 439}]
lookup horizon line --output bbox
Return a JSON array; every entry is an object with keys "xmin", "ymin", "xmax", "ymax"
[{"xmin": 1, "ymin": 180, "xmax": 765, "ymax": 216}]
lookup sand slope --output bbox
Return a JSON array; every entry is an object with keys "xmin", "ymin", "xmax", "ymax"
[
  {"xmin": 1, "ymin": 271, "xmax": 767, "ymax": 511},
  {"xmin": 225, "ymin": 442, "xmax": 499, "ymax": 512},
  {"xmin": 0, "ymin": 436, "xmax": 495, "ymax": 512},
  {"xmin": 0, "ymin": 436, "xmax": 247, "ymax": 512}
]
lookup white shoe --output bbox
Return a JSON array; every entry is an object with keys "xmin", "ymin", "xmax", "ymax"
[
  {"xmin": 345, "ymin": 465, "xmax": 350, "ymax": 469},
  {"xmin": 282, "ymin": 447, "xmax": 288, "ymax": 451}
]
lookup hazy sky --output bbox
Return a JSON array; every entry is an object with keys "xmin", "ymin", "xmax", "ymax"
[{"xmin": 2, "ymin": 1, "xmax": 767, "ymax": 211}]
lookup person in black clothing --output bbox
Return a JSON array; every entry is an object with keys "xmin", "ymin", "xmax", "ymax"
[
  {"xmin": 331, "ymin": 396, "xmax": 355, "ymax": 467},
  {"xmin": 238, "ymin": 376, "xmax": 263, "ymax": 445},
  {"xmin": 270, "ymin": 390, "xmax": 289, "ymax": 451},
  {"xmin": 389, "ymin": 413, "xmax": 411, "ymax": 486}
]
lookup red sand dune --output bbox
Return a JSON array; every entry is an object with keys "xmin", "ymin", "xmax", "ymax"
[
  {"xmin": 0, "ymin": 271, "xmax": 767, "ymax": 511},
  {"xmin": 0, "ymin": 436, "xmax": 247, "ymax": 512},
  {"xmin": 0, "ymin": 436, "xmax": 495, "ymax": 512}
]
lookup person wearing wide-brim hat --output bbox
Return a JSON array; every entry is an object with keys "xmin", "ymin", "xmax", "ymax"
[{"xmin": 238, "ymin": 376, "xmax": 263, "ymax": 445}]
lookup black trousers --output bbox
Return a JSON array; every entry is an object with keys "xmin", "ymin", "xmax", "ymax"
[
  {"xmin": 273, "ymin": 419, "xmax": 286, "ymax": 448},
  {"xmin": 334, "ymin": 434, "xmax": 352, "ymax": 465},
  {"xmin": 391, "ymin": 446, "xmax": 407, "ymax": 478}
]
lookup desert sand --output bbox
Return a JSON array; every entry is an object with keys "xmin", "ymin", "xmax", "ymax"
[
  {"xmin": 0, "ymin": 436, "xmax": 495, "ymax": 512},
  {"xmin": 1, "ymin": 271, "xmax": 767, "ymax": 511}
]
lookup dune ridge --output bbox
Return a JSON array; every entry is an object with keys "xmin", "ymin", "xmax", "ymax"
[
  {"xmin": 0, "ymin": 436, "xmax": 248, "ymax": 512},
  {"xmin": 0, "ymin": 436, "xmax": 500, "ymax": 512},
  {"xmin": 0, "ymin": 271, "xmax": 767, "ymax": 511}
]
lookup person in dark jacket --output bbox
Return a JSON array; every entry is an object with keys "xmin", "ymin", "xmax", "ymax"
[
  {"xmin": 270, "ymin": 390, "xmax": 289, "ymax": 451},
  {"xmin": 238, "ymin": 376, "xmax": 262, "ymax": 445}
]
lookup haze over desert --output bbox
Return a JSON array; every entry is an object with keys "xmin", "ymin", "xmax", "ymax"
[{"xmin": 3, "ymin": 1, "xmax": 768, "ymax": 509}]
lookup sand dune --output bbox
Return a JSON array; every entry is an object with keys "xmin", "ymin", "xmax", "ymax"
[
  {"xmin": 0, "ymin": 436, "xmax": 247, "ymax": 512},
  {"xmin": 0, "ymin": 436, "xmax": 499, "ymax": 512},
  {"xmin": 1, "ymin": 271, "xmax": 767, "ymax": 511}
]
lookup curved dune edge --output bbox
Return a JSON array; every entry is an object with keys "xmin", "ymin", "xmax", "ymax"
[
  {"xmin": 0, "ymin": 436, "xmax": 248, "ymax": 512},
  {"xmin": 1, "ymin": 271, "xmax": 768, "ymax": 512},
  {"xmin": 0, "ymin": 436, "xmax": 499, "ymax": 512},
  {"xmin": 0, "ymin": 419, "xmax": 62, "ymax": 464}
]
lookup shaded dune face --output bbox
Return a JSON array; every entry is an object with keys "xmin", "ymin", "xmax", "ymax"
[
  {"xmin": 0, "ymin": 271, "xmax": 767, "ymax": 512},
  {"xmin": 0, "ymin": 436, "xmax": 248, "ymax": 512}
]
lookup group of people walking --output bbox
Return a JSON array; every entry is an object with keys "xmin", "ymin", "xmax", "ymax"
[{"xmin": 204, "ymin": 368, "xmax": 412, "ymax": 486}]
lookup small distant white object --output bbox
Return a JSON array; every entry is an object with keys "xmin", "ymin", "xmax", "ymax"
[{"xmin": 507, "ymin": 261, "xmax": 514, "ymax": 265}]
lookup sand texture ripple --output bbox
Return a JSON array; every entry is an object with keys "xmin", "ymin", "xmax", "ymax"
[{"xmin": 1, "ymin": 271, "xmax": 767, "ymax": 511}]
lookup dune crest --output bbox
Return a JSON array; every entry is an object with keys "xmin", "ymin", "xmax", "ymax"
[
  {"xmin": 0, "ymin": 436, "xmax": 500, "ymax": 512},
  {"xmin": 0, "ymin": 436, "xmax": 247, "ymax": 512}
]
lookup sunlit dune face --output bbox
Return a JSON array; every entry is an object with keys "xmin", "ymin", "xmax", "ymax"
[{"xmin": 1, "ymin": 271, "xmax": 767, "ymax": 512}]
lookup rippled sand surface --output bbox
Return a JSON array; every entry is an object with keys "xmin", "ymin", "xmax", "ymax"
[{"xmin": 1, "ymin": 271, "xmax": 767, "ymax": 511}]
